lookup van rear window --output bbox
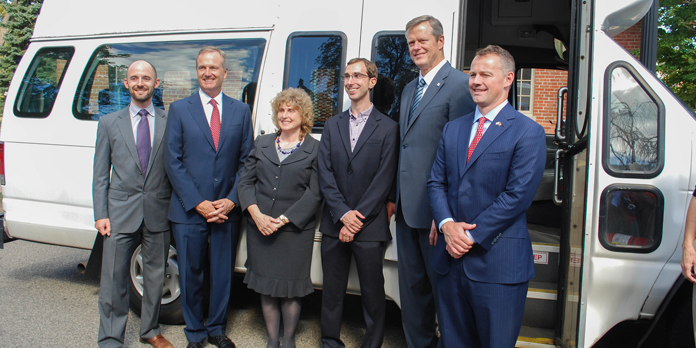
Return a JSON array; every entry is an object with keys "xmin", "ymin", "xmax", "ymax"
[
  {"xmin": 14, "ymin": 47, "xmax": 74, "ymax": 118},
  {"xmin": 73, "ymin": 39, "xmax": 266, "ymax": 120}
]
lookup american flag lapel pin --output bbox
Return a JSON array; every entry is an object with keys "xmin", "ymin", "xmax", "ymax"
[
  {"xmin": 436, "ymin": 83, "xmax": 441, "ymax": 87},
  {"xmin": 496, "ymin": 122, "xmax": 502, "ymax": 127}
]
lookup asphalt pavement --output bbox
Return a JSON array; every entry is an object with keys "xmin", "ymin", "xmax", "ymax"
[{"xmin": 0, "ymin": 239, "xmax": 407, "ymax": 348}]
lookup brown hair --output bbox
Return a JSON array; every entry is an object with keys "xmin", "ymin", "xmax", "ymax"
[
  {"xmin": 346, "ymin": 57, "xmax": 378, "ymax": 79},
  {"xmin": 270, "ymin": 88, "xmax": 314, "ymax": 137},
  {"xmin": 475, "ymin": 45, "xmax": 516, "ymax": 74}
]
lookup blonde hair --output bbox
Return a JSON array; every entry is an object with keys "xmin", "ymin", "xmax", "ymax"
[{"xmin": 270, "ymin": 88, "xmax": 314, "ymax": 137}]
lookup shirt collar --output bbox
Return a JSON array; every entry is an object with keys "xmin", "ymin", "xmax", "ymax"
[
  {"xmin": 349, "ymin": 104, "xmax": 373, "ymax": 121},
  {"xmin": 474, "ymin": 100, "xmax": 508, "ymax": 123},
  {"xmin": 419, "ymin": 58, "xmax": 448, "ymax": 87},
  {"xmin": 129, "ymin": 103, "xmax": 155, "ymax": 118},
  {"xmin": 199, "ymin": 89, "xmax": 223, "ymax": 107}
]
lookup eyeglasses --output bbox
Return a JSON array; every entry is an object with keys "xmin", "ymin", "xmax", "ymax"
[{"xmin": 341, "ymin": 73, "xmax": 370, "ymax": 81}]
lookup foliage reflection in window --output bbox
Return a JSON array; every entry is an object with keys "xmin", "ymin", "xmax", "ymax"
[
  {"xmin": 373, "ymin": 34, "xmax": 418, "ymax": 121},
  {"xmin": 15, "ymin": 47, "xmax": 74, "ymax": 118},
  {"xmin": 286, "ymin": 35, "xmax": 344, "ymax": 128},
  {"xmin": 607, "ymin": 67, "xmax": 659, "ymax": 173}
]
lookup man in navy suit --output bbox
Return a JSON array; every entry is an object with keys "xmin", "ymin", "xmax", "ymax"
[
  {"xmin": 388, "ymin": 15, "xmax": 475, "ymax": 348},
  {"xmin": 427, "ymin": 45, "xmax": 546, "ymax": 348},
  {"xmin": 318, "ymin": 58, "xmax": 398, "ymax": 348},
  {"xmin": 164, "ymin": 47, "xmax": 253, "ymax": 348}
]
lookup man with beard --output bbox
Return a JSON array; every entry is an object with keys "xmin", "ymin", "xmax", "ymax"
[{"xmin": 93, "ymin": 60, "xmax": 174, "ymax": 348}]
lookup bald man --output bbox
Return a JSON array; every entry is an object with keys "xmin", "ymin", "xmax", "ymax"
[{"xmin": 93, "ymin": 60, "xmax": 174, "ymax": 348}]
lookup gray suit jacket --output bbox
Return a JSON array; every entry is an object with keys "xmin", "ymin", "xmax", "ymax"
[
  {"xmin": 93, "ymin": 107, "xmax": 172, "ymax": 233},
  {"xmin": 395, "ymin": 61, "xmax": 475, "ymax": 229},
  {"xmin": 237, "ymin": 134, "xmax": 322, "ymax": 232}
]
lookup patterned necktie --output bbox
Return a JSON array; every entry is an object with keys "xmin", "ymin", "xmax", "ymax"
[
  {"xmin": 136, "ymin": 109, "xmax": 151, "ymax": 177},
  {"xmin": 210, "ymin": 99, "xmax": 221, "ymax": 150},
  {"xmin": 467, "ymin": 117, "xmax": 487, "ymax": 163},
  {"xmin": 408, "ymin": 78, "xmax": 426, "ymax": 124}
]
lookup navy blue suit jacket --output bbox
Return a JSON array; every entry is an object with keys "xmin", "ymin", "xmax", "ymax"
[
  {"xmin": 427, "ymin": 103, "xmax": 546, "ymax": 284},
  {"xmin": 318, "ymin": 108, "xmax": 399, "ymax": 242},
  {"xmin": 164, "ymin": 92, "xmax": 254, "ymax": 224}
]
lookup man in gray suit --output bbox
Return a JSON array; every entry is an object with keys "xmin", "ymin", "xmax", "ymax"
[
  {"xmin": 93, "ymin": 60, "xmax": 174, "ymax": 348},
  {"xmin": 387, "ymin": 15, "xmax": 476, "ymax": 348}
]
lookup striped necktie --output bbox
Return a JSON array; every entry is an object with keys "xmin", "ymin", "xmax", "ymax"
[{"xmin": 408, "ymin": 78, "xmax": 426, "ymax": 124}]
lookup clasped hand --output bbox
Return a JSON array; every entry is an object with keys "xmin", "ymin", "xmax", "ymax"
[
  {"xmin": 196, "ymin": 199, "xmax": 235, "ymax": 223},
  {"xmin": 441, "ymin": 221, "xmax": 476, "ymax": 259}
]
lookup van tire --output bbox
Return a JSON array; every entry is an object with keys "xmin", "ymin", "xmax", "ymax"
[{"xmin": 128, "ymin": 240, "xmax": 184, "ymax": 325}]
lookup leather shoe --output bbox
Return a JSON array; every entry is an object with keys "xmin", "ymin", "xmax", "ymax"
[
  {"xmin": 140, "ymin": 334, "xmax": 174, "ymax": 348},
  {"xmin": 186, "ymin": 342, "xmax": 205, "ymax": 348},
  {"xmin": 208, "ymin": 335, "xmax": 237, "ymax": 348}
]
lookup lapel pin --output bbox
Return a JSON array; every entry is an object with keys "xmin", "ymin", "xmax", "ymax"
[
  {"xmin": 496, "ymin": 122, "xmax": 502, "ymax": 127},
  {"xmin": 436, "ymin": 82, "xmax": 441, "ymax": 87}
]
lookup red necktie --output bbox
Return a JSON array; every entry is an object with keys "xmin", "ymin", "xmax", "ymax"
[
  {"xmin": 210, "ymin": 99, "xmax": 220, "ymax": 150},
  {"xmin": 467, "ymin": 117, "xmax": 486, "ymax": 163}
]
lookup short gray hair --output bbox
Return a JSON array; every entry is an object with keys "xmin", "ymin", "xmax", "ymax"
[
  {"xmin": 196, "ymin": 46, "xmax": 228, "ymax": 70},
  {"xmin": 475, "ymin": 45, "xmax": 516, "ymax": 74},
  {"xmin": 405, "ymin": 15, "xmax": 443, "ymax": 39}
]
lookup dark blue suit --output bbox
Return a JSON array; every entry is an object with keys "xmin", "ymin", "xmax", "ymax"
[
  {"xmin": 164, "ymin": 92, "xmax": 253, "ymax": 343},
  {"xmin": 427, "ymin": 103, "xmax": 546, "ymax": 348}
]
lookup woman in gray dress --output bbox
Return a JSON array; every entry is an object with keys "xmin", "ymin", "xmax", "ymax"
[{"xmin": 238, "ymin": 88, "xmax": 322, "ymax": 348}]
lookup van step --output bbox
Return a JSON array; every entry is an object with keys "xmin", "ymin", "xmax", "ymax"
[
  {"xmin": 523, "ymin": 281, "xmax": 557, "ymax": 329},
  {"xmin": 531, "ymin": 228, "xmax": 560, "ymax": 284},
  {"xmin": 516, "ymin": 326, "xmax": 557, "ymax": 348}
]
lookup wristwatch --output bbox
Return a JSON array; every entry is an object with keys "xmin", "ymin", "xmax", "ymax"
[{"xmin": 279, "ymin": 214, "xmax": 290, "ymax": 225}]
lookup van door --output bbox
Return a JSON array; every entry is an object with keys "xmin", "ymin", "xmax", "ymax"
[{"xmin": 571, "ymin": 1, "xmax": 696, "ymax": 347}]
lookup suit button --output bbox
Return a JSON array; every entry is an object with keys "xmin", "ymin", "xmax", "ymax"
[
  {"xmin": 278, "ymin": 165, "xmax": 281, "ymax": 168},
  {"xmin": 215, "ymin": 157, "xmax": 219, "ymax": 161},
  {"xmin": 273, "ymin": 188, "xmax": 276, "ymax": 191},
  {"xmin": 403, "ymin": 145, "xmax": 407, "ymax": 149},
  {"xmin": 275, "ymin": 176, "xmax": 278, "ymax": 180},
  {"xmin": 272, "ymin": 198, "xmax": 275, "ymax": 201},
  {"xmin": 214, "ymin": 178, "xmax": 219, "ymax": 182}
]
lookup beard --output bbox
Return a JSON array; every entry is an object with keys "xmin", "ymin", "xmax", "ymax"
[{"xmin": 129, "ymin": 87, "xmax": 154, "ymax": 103}]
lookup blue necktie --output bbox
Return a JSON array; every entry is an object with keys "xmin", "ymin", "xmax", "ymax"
[
  {"xmin": 408, "ymin": 78, "xmax": 426, "ymax": 124},
  {"xmin": 136, "ymin": 109, "xmax": 151, "ymax": 177}
]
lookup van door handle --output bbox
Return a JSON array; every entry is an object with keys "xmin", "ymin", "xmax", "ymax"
[
  {"xmin": 553, "ymin": 148, "xmax": 564, "ymax": 206},
  {"xmin": 556, "ymin": 87, "xmax": 568, "ymax": 143}
]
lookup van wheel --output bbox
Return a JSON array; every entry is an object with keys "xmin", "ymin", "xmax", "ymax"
[{"xmin": 128, "ymin": 242, "xmax": 184, "ymax": 325}]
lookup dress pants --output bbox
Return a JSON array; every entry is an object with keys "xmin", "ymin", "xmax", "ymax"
[
  {"xmin": 98, "ymin": 223, "xmax": 169, "ymax": 348},
  {"xmin": 321, "ymin": 235, "xmax": 386, "ymax": 348},
  {"xmin": 395, "ymin": 204, "xmax": 440, "ymax": 348},
  {"xmin": 437, "ymin": 256, "xmax": 528, "ymax": 348},
  {"xmin": 173, "ymin": 221, "xmax": 240, "ymax": 343}
]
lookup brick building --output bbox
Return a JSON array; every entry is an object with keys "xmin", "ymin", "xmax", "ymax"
[{"xmin": 525, "ymin": 21, "xmax": 643, "ymax": 133}]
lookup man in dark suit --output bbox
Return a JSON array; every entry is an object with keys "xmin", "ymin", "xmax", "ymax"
[
  {"xmin": 387, "ymin": 15, "xmax": 476, "ymax": 348},
  {"xmin": 318, "ymin": 58, "xmax": 399, "ymax": 348},
  {"xmin": 164, "ymin": 47, "xmax": 253, "ymax": 348},
  {"xmin": 93, "ymin": 60, "xmax": 174, "ymax": 348},
  {"xmin": 427, "ymin": 45, "xmax": 547, "ymax": 348}
]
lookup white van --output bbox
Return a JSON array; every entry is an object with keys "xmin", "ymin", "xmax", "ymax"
[{"xmin": 2, "ymin": 0, "xmax": 695, "ymax": 347}]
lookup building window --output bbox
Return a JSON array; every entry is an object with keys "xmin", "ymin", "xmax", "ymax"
[
  {"xmin": 371, "ymin": 32, "xmax": 419, "ymax": 121},
  {"xmin": 73, "ymin": 39, "xmax": 266, "ymax": 121},
  {"xmin": 284, "ymin": 32, "xmax": 346, "ymax": 130},
  {"xmin": 14, "ymin": 47, "xmax": 75, "ymax": 118},
  {"xmin": 516, "ymin": 68, "xmax": 534, "ymax": 116}
]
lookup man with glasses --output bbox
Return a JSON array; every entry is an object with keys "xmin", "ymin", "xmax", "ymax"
[{"xmin": 318, "ymin": 58, "xmax": 399, "ymax": 348}]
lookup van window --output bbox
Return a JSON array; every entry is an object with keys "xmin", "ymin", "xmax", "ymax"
[
  {"xmin": 598, "ymin": 185, "xmax": 663, "ymax": 253},
  {"xmin": 284, "ymin": 33, "xmax": 346, "ymax": 129},
  {"xmin": 73, "ymin": 39, "xmax": 266, "ymax": 120},
  {"xmin": 371, "ymin": 32, "xmax": 419, "ymax": 121},
  {"xmin": 14, "ymin": 47, "xmax": 74, "ymax": 118},
  {"xmin": 603, "ymin": 63, "xmax": 664, "ymax": 178}
]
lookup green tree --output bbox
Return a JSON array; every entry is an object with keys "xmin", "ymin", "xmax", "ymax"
[
  {"xmin": 0, "ymin": 0, "xmax": 42, "ymax": 115},
  {"xmin": 657, "ymin": 0, "xmax": 696, "ymax": 110}
]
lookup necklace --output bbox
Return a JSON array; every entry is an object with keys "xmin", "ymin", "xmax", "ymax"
[{"xmin": 277, "ymin": 136, "xmax": 303, "ymax": 155}]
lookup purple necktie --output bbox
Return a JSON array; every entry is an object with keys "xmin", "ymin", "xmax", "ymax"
[{"xmin": 136, "ymin": 109, "xmax": 151, "ymax": 177}]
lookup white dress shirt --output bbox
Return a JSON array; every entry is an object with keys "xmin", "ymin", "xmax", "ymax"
[
  {"xmin": 417, "ymin": 58, "xmax": 448, "ymax": 97},
  {"xmin": 198, "ymin": 89, "xmax": 224, "ymax": 126}
]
